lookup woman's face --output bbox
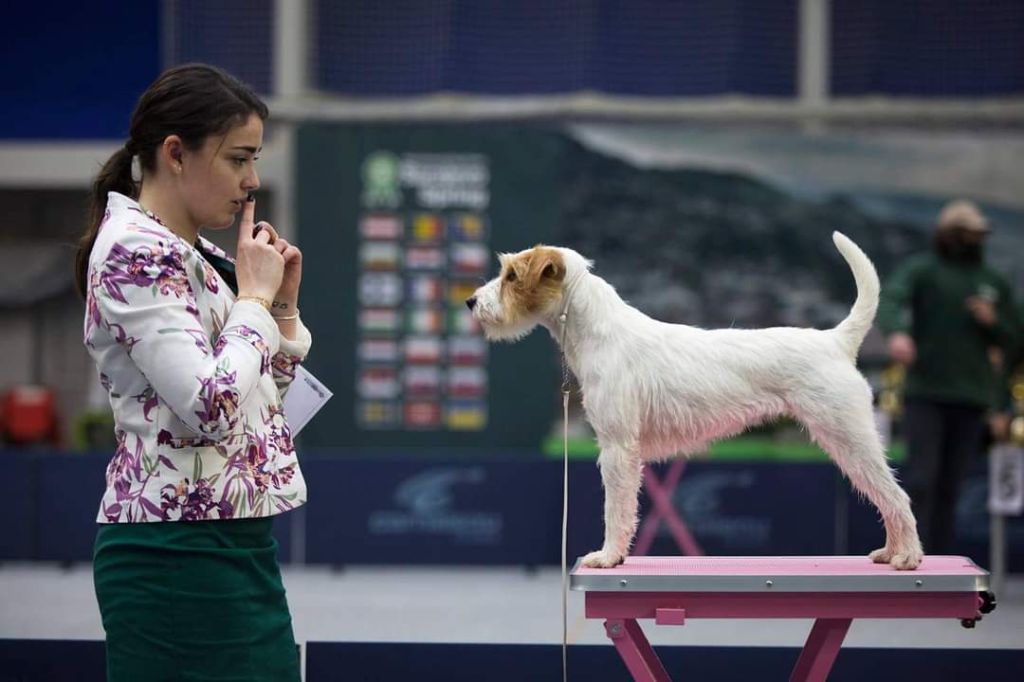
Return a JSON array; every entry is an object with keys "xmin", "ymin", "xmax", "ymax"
[{"xmin": 180, "ymin": 113, "xmax": 263, "ymax": 232}]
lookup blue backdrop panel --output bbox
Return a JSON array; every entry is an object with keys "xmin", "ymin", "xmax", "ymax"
[
  {"xmin": 315, "ymin": 0, "xmax": 797, "ymax": 96},
  {"xmin": 169, "ymin": 0, "xmax": 274, "ymax": 95},
  {"xmin": 0, "ymin": 1, "xmax": 160, "ymax": 139},
  {"xmin": 0, "ymin": 451, "xmax": 35, "ymax": 560},
  {"xmin": 305, "ymin": 642, "xmax": 1024, "ymax": 682},
  {"xmin": 35, "ymin": 455, "xmax": 105, "ymax": 562},
  {"xmin": 832, "ymin": 0, "xmax": 1024, "ymax": 96},
  {"xmin": 302, "ymin": 456, "xmax": 555, "ymax": 565},
  {"xmin": 3, "ymin": 640, "xmax": 1021, "ymax": 682},
  {"xmin": 300, "ymin": 458, "xmax": 837, "ymax": 566},
  {"xmin": 11, "ymin": 452, "xmax": 1024, "ymax": 569},
  {"xmin": 639, "ymin": 461, "xmax": 838, "ymax": 557}
]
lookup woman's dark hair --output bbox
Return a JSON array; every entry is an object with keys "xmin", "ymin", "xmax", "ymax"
[{"xmin": 75, "ymin": 64, "xmax": 268, "ymax": 298}]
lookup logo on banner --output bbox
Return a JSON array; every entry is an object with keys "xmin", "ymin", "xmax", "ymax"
[
  {"xmin": 399, "ymin": 154, "xmax": 490, "ymax": 210},
  {"xmin": 368, "ymin": 468, "xmax": 503, "ymax": 544},
  {"xmin": 361, "ymin": 152, "xmax": 401, "ymax": 208},
  {"xmin": 673, "ymin": 472, "xmax": 770, "ymax": 548}
]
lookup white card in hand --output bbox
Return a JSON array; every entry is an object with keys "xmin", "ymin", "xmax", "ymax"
[{"xmin": 283, "ymin": 365, "xmax": 333, "ymax": 436}]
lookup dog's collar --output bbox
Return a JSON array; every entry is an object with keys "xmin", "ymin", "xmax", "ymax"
[{"xmin": 557, "ymin": 270, "xmax": 587, "ymax": 327}]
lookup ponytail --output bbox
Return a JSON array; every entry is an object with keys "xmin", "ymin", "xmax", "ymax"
[{"xmin": 75, "ymin": 145, "xmax": 136, "ymax": 298}]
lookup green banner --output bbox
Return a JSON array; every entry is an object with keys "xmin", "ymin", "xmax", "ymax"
[{"xmin": 296, "ymin": 124, "xmax": 566, "ymax": 451}]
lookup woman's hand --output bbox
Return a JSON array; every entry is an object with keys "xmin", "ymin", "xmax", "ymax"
[
  {"xmin": 270, "ymin": 237, "xmax": 302, "ymax": 316},
  {"xmin": 235, "ymin": 196, "xmax": 284, "ymax": 302}
]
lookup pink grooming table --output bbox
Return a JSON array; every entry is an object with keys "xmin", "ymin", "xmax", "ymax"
[{"xmin": 571, "ymin": 555, "xmax": 995, "ymax": 682}]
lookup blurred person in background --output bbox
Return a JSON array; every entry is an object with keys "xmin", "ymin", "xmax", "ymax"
[
  {"xmin": 878, "ymin": 199, "xmax": 1020, "ymax": 555},
  {"xmin": 74, "ymin": 64, "xmax": 310, "ymax": 682}
]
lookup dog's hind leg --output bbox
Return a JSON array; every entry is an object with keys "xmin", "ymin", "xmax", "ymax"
[
  {"xmin": 792, "ymin": 378, "xmax": 923, "ymax": 570},
  {"xmin": 582, "ymin": 446, "xmax": 644, "ymax": 568}
]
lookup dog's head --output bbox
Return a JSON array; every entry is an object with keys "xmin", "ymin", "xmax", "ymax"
[{"xmin": 466, "ymin": 245, "xmax": 589, "ymax": 341}]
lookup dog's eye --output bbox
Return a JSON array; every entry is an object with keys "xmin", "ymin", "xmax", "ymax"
[{"xmin": 505, "ymin": 271, "xmax": 517, "ymax": 283}]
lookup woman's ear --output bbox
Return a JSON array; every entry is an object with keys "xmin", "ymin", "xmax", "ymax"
[{"xmin": 162, "ymin": 135, "xmax": 185, "ymax": 173}]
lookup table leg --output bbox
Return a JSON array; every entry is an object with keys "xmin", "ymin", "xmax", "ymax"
[
  {"xmin": 789, "ymin": 618, "xmax": 852, "ymax": 682},
  {"xmin": 604, "ymin": 618, "xmax": 673, "ymax": 682}
]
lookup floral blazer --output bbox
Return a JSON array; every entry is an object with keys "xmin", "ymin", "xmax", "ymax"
[{"xmin": 84, "ymin": 192, "xmax": 310, "ymax": 523}]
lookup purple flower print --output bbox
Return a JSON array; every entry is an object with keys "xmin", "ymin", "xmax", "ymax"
[
  {"xmin": 99, "ymin": 241, "xmax": 199, "ymax": 323},
  {"xmin": 133, "ymin": 387, "xmax": 159, "ymax": 422},
  {"xmin": 195, "ymin": 372, "xmax": 241, "ymax": 434},
  {"xmin": 161, "ymin": 478, "xmax": 234, "ymax": 520},
  {"xmin": 202, "ymin": 261, "xmax": 220, "ymax": 294},
  {"xmin": 272, "ymin": 353, "xmax": 301, "ymax": 382},
  {"xmin": 217, "ymin": 325, "xmax": 271, "ymax": 375}
]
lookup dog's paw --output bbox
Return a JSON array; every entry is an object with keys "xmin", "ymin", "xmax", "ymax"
[
  {"xmin": 581, "ymin": 549, "xmax": 625, "ymax": 568},
  {"xmin": 868, "ymin": 546, "xmax": 892, "ymax": 564},
  {"xmin": 869, "ymin": 546, "xmax": 923, "ymax": 570},
  {"xmin": 889, "ymin": 550, "xmax": 923, "ymax": 570}
]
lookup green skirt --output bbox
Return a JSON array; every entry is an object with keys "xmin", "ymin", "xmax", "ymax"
[{"xmin": 93, "ymin": 517, "xmax": 300, "ymax": 682}]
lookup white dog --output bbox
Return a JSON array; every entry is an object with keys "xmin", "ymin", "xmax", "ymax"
[{"xmin": 467, "ymin": 232, "xmax": 923, "ymax": 570}]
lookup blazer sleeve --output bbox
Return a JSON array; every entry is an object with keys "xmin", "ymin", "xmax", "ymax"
[
  {"xmin": 92, "ymin": 230, "xmax": 280, "ymax": 439},
  {"xmin": 273, "ymin": 318, "xmax": 313, "ymax": 397}
]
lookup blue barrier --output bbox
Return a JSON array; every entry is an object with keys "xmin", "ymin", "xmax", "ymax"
[
  {"xmin": 3, "ymin": 639, "xmax": 1021, "ymax": 682},
  {"xmin": 3, "ymin": 450, "xmax": 1022, "ymax": 570},
  {"xmin": 306, "ymin": 642, "xmax": 1024, "ymax": 681}
]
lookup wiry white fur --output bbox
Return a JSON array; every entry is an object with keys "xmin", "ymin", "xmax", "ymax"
[{"xmin": 469, "ymin": 232, "xmax": 923, "ymax": 570}]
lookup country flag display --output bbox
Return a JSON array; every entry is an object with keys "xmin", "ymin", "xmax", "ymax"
[
  {"xmin": 360, "ymin": 213, "xmax": 403, "ymax": 240},
  {"xmin": 448, "ymin": 213, "xmax": 487, "ymax": 241},
  {"xmin": 355, "ymin": 151, "xmax": 492, "ymax": 432},
  {"xmin": 410, "ymin": 213, "xmax": 444, "ymax": 243}
]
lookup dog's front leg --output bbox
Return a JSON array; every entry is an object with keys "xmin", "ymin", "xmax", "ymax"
[{"xmin": 582, "ymin": 448, "xmax": 643, "ymax": 568}]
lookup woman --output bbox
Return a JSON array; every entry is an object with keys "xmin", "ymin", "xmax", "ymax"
[{"xmin": 75, "ymin": 64, "xmax": 310, "ymax": 681}]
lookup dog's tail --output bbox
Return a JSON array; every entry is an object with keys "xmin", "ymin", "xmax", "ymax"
[{"xmin": 831, "ymin": 231, "xmax": 879, "ymax": 360}]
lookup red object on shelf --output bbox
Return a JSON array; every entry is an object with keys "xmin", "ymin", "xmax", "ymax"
[{"xmin": 1, "ymin": 384, "xmax": 59, "ymax": 446}]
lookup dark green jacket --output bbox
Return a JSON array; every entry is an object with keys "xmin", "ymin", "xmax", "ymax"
[{"xmin": 877, "ymin": 252, "xmax": 1020, "ymax": 409}]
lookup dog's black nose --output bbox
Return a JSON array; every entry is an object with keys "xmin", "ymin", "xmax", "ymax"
[{"xmin": 465, "ymin": 296, "xmax": 477, "ymax": 311}]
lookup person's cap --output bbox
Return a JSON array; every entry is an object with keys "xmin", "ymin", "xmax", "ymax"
[{"xmin": 937, "ymin": 199, "xmax": 990, "ymax": 233}]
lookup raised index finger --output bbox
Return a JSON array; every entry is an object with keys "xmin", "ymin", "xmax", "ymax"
[
  {"xmin": 238, "ymin": 194, "xmax": 256, "ymax": 246},
  {"xmin": 241, "ymin": 194, "xmax": 256, "ymax": 228}
]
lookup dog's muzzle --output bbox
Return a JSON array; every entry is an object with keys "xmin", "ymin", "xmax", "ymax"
[{"xmin": 465, "ymin": 296, "xmax": 477, "ymax": 311}]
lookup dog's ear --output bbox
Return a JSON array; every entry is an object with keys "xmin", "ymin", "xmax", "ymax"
[{"xmin": 524, "ymin": 247, "xmax": 566, "ymax": 289}]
